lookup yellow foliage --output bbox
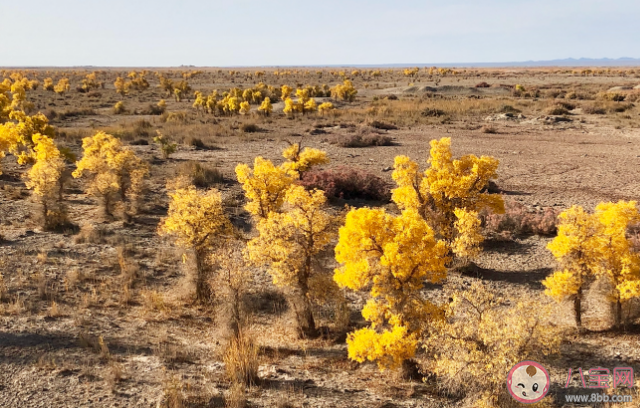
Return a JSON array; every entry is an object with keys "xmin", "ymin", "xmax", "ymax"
[
  {"xmin": 237, "ymin": 145, "xmax": 333, "ymax": 336},
  {"xmin": 159, "ymin": 184, "xmax": 232, "ymax": 301},
  {"xmin": 544, "ymin": 202, "xmax": 640, "ymax": 328},
  {"xmin": 25, "ymin": 134, "xmax": 65, "ymax": 207},
  {"xmin": 153, "ymin": 131, "xmax": 177, "ymax": 159},
  {"xmin": 53, "ymin": 78, "xmax": 70, "ymax": 95},
  {"xmin": 451, "ymin": 208, "xmax": 483, "ymax": 259},
  {"xmin": 113, "ymin": 101, "xmax": 126, "ymax": 114},
  {"xmin": 258, "ymin": 97, "xmax": 272, "ymax": 116},
  {"xmin": 542, "ymin": 269, "xmax": 581, "ymax": 300},
  {"xmin": 226, "ymin": 96, "xmax": 240, "ymax": 114},
  {"xmin": 543, "ymin": 205, "xmax": 603, "ymax": 303},
  {"xmin": 128, "ymin": 72, "xmax": 149, "ymax": 91},
  {"xmin": 43, "ymin": 78, "xmax": 54, "ymax": 91},
  {"xmin": 281, "ymin": 143, "xmax": 328, "ymax": 178},
  {"xmin": 0, "ymin": 123, "xmax": 20, "ymax": 175},
  {"xmin": 246, "ymin": 186, "xmax": 334, "ymax": 288},
  {"xmin": 391, "ymin": 137, "xmax": 503, "ymax": 261},
  {"xmin": 10, "ymin": 81, "xmax": 33, "ymax": 112},
  {"xmin": 330, "ymin": 80, "xmax": 357, "ymax": 102},
  {"xmin": 159, "ymin": 185, "xmax": 231, "ymax": 252},
  {"xmin": 235, "ymin": 157, "xmax": 294, "ymax": 219},
  {"xmin": 283, "ymin": 97, "xmax": 298, "ymax": 115},
  {"xmin": 193, "ymin": 91, "xmax": 206, "ymax": 111},
  {"xmin": 0, "ymin": 111, "xmax": 56, "ymax": 170},
  {"xmin": 318, "ymin": 102, "xmax": 335, "ymax": 115},
  {"xmin": 403, "ymin": 67, "xmax": 419, "ymax": 77},
  {"xmin": 9, "ymin": 111, "xmax": 56, "ymax": 145},
  {"xmin": 81, "ymin": 72, "xmax": 101, "ymax": 91},
  {"xmin": 157, "ymin": 75, "xmax": 174, "ymax": 96},
  {"xmin": 334, "ymin": 207, "xmax": 448, "ymax": 370},
  {"xmin": 280, "ymin": 85, "xmax": 292, "ymax": 101},
  {"xmin": 72, "ymin": 131, "xmax": 149, "ymax": 215},
  {"xmin": 246, "ymin": 185, "xmax": 335, "ymax": 337},
  {"xmin": 593, "ymin": 201, "xmax": 640, "ymax": 303},
  {"xmin": 241, "ymin": 89, "xmax": 253, "ymax": 103},
  {"xmin": 239, "ymin": 101, "xmax": 250, "ymax": 115},
  {"xmin": 424, "ymin": 279, "xmax": 561, "ymax": 407},
  {"xmin": 303, "ymin": 98, "xmax": 317, "ymax": 113},
  {"xmin": 347, "ymin": 326, "xmax": 418, "ymax": 371},
  {"xmin": 114, "ymin": 76, "xmax": 130, "ymax": 96},
  {"xmin": 295, "ymin": 88, "xmax": 310, "ymax": 104}
]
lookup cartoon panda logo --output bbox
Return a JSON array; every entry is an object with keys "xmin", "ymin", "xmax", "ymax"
[{"xmin": 506, "ymin": 361, "xmax": 550, "ymax": 403}]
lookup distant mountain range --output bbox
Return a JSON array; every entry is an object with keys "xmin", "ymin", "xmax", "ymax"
[{"xmin": 349, "ymin": 58, "xmax": 640, "ymax": 68}]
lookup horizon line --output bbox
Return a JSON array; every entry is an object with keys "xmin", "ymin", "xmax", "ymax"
[{"xmin": 3, "ymin": 57, "xmax": 640, "ymax": 70}]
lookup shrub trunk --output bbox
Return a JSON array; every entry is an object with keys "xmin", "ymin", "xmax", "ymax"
[
  {"xmin": 292, "ymin": 291, "xmax": 318, "ymax": 339},
  {"xmin": 194, "ymin": 248, "xmax": 213, "ymax": 303}
]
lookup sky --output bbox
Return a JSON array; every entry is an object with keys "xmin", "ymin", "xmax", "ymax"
[{"xmin": 0, "ymin": 0, "xmax": 638, "ymax": 67}]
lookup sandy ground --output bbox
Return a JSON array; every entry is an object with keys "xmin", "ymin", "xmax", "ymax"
[{"xmin": 1, "ymin": 69, "xmax": 640, "ymax": 407}]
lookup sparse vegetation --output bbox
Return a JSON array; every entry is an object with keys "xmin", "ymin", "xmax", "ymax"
[
  {"xmin": 424, "ymin": 279, "xmax": 562, "ymax": 407},
  {"xmin": 178, "ymin": 160, "xmax": 224, "ymax": 187},
  {"xmin": 154, "ymin": 130, "xmax": 177, "ymax": 159},
  {"xmin": 1, "ymin": 65, "xmax": 639, "ymax": 407}
]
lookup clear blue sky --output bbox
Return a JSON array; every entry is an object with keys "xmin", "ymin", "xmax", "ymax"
[{"xmin": 1, "ymin": 0, "xmax": 638, "ymax": 66}]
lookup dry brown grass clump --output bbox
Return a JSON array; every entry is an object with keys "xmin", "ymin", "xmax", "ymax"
[
  {"xmin": 223, "ymin": 331, "xmax": 259, "ymax": 386},
  {"xmin": 332, "ymin": 133, "xmax": 393, "ymax": 148},
  {"xmin": 481, "ymin": 124, "xmax": 498, "ymax": 134},
  {"xmin": 367, "ymin": 120, "xmax": 397, "ymax": 130},
  {"xmin": 240, "ymin": 123, "xmax": 261, "ymax": 133},
  {"xmin": 225, "ymin": 382, "xmax": 247, "ymax": 408},
  {"xmin": 43, "ymin": 207, "xmax": 75, "ymax": 232},
  {"xmin": 140, "ymin": 290, "xmax": 169, "ymax": 315},
  {"xmin": 160, "ymin": 375, "xmax": 185, "ymax": 408},
  {"xmin": 0, "ymin": 272, "xmax": 7, "ymax": 302},
  {"xmin": 545, "ymin": 105, "xmax": 570, "ymax": 115},
  {"xmin": 106, "ymin": 361, "xmax": 126, "ymax": 391},
  {"xmin": 360, "ymin": 97, "xmax": 521, "ymax": 126},
  {"xmin": 78, "ymin": 332, "xmax": 111, "ymax": 361},
  {"xmin": 424, "ymin": 279, "xmax": 561, "ymax": 408},
  {"xmin": 582, "ymin": 103, "xmax": 607, "ymax": 115},
  {"xmin": 113, "ymin": 101, "xmax": 126, "ymax": 114},
  {"xmin": 73, "ymin": 223, "xmax": 111, "ymax": 244},
  {"xmin": 178, "ymin": 160, "xmax": 225, "ymax": 188}
]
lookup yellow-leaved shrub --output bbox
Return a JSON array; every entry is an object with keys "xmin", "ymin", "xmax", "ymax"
[
  {"xmin": 235, "ymin": 157, "xmax": 294, "ymax": 219},
  {"xmin": 237, "ymin": 146, "xmax": 334, "ymax": 337},
  {"xmin": 0, "ymin": 110, "xmax": 56, "ymax": 169},
  {"xmin": 424, "ymin": 279, "xmax": 561, "ymax": 408},
  {"xmin": 330, "ymin": 80, "xmax": 357, "ymax": 101},
  {"xmin": 318, "ymin": 102, "xmax": 335, "ymax": 115},
  {"xmin": 25, "ymin": 133, "xmax": 67, "ymax": 227},
  {"xmin": 391, "ymin": 137, "xmax": 504, "ymax": 263},
  {"xmin": 54, "ymin": 78, "xmax": 70, "ymax": 95},
  {"xmin": 334, "ymin": 207, "xmax": 448, "ymax": 370},
  {"xmin": 72, "ymin": 131, "xmax": 149, "ymax": 218},
  {"xmin": 159, "ymin": 183, "xmax": 232, "ymax": 302},
  {"xmin": 281, "ymin": 143, "xmax": 328, "ymax": 179},
  {"xmin": 543, "ymin": 201, "xmax": 640, "ymax": 329},
  {"xmin": 246, "ymin": 186, "xmax": 335, "ymax": 337},
  {"xmin": 258, "ymin": 97, "xmax": 272, "ymax": 116}
]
